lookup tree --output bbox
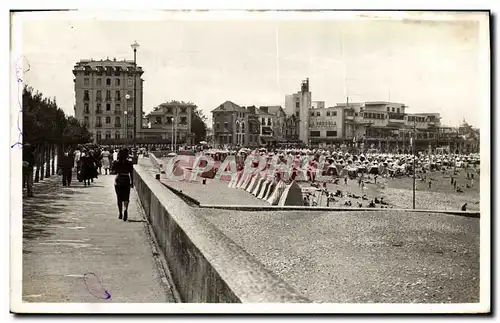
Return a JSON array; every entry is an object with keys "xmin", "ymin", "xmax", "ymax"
[
  {"xmin": 191, "ymin": 106, "xmax": 207, "ymax": 144},
  {"xmin": 21, "ymin": 85, "xmax": 92, "ymax": 182}
]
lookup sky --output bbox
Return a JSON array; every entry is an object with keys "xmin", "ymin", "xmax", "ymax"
[{"xmin": 15, "ymin": 11, "xmax": 488, "ymax": 127}]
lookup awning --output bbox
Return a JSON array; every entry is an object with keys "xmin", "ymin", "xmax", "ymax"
[{"xmin": 262, "ymin": 126, "xmax": 274, "ymax": 135}]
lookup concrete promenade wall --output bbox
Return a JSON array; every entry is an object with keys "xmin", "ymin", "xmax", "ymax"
[{"xmin": 133, "ymin": 164, "xmax": 310, "ymax": 303}]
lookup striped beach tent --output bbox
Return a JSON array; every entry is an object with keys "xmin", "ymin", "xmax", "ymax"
[
  {"xmin": 257, "ymin": 179, "xmax": 272, "ymax": 199},
  {"xmin": 246, "ymin": 173, "xmax": 261, "ymax": 193},
  {"xmin": 267, "ymin": 180, "xmax": 287, "ymax": 205},
  {"xmin": 228, "ymin": 170, "xmax": 242, "ymax": 188},
  {"xmin": 264, "ymin": 181, "xmax": 277, "ymax": 201},
  {"xmin": 251, "ymin": 177, "xmax": 265, "ymax": 196}
]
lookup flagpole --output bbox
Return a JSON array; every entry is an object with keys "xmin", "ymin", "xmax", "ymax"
[{"xmin": 412, "ymin": 120, "xmax": 416, "ymax": 209}]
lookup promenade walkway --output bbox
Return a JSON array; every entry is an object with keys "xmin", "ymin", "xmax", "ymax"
[{"xmin": 22, "ymin": 171, "xmax": 175, "ymax": 303}]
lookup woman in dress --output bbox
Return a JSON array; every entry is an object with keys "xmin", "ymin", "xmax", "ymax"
[
  {"xmin": 101, "ymin": 148, "xmax": 111, "ymax": 175},
  {"xmin": 111, "ymin": 148, "xmax": 134, "ymax": 221}
]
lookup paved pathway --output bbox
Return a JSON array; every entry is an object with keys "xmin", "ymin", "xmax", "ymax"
[{"xmin": 22, "ymin": 172, "xmax": 174, "ymax": 303}]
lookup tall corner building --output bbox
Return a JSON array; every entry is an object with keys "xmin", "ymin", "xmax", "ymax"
[
  {"xmin": 73, "ymin": 58, "xmax": 144, "ymax": 143},
  {"xmin": 285, "ymin": 78, "xmax": 311, "ymax": 145}
]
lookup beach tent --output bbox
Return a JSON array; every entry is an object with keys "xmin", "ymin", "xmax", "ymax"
[
  {"xmin": 267, "ymin": 180, "xmax": 287, "ymax": 205},
  {"xmin": 257, "ymin": 179, "xmax": 272, "ymax": 199},
  {"xmin": 264, "ymin": 181, "xmax": 277, "ymax": 201},
  {"xmin": 236, "ymin": 172, "xmax": 248, "ymax": 189},
  {"xmin": 252, "ymin": 177, "xmax": 265, "ymax": 196},
  {"xmin": 241, "ymin": 173, "xmax": 255, "ymax": 190},
  {"xmin": 278, "ymin": 180, "xmax": 304, "ymax": 206},
  {"xmin": 246, "ymin": 174, "xmax": 261, "ymax": 193},
  {"xmin": 228, "ymin": 171, "xmax": 243, "ymax": 188}
]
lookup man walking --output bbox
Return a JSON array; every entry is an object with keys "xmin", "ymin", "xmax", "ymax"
[
  {"xmin": 60, "ymin": 150, "xmax": 74, "ymax": 186},
  {"xmin": 22, "ymin": 143, "xmax": 35, "ymax": 197}
]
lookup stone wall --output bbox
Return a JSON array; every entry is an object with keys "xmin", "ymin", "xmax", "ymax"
[{"xmin": 133, "ymin": 164, "xmax": 310, "ymax": 303}]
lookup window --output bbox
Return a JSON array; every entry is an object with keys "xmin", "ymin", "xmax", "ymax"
[
  {"xmin": 83, "ymin": 116, "xmax": 89, "ymax": 126},
  {"xmin": 310, "ymin": 112, "xmax": 315, "ymax": 117},
  {"xmin": 241, "ymin": 122, "xmax": 245, "ymax": 132},
  {"xmin": 96, "ymin": 90, "xmax": 102, "ymax": 100},
  {"xmin": 106, "ymin": 90, "xmax": 111, "ymax": 100},
  {"xmin": 180, "ymin": 107, "xmax": 187, "ymax": 114},
  {"xmin": 84, "ymin": 78, "xmax": 89, "ymax": 85},
  {"xmin": 105, "ymin": 132, "xmax": 111, "ymax": 139},
  {"xmin": 115, "ymin": 103, "xmax": 120, "ymax": 112},
  {"xmin": 355, "ymin": 113, "xmax": 358, "ymax": 117},
  {"xmin": 326, "ymin": 111, "xmax": 330, "ymax": 116},
  {"xmin": 167, "ymin": 107, "xmax": 173, "ymax": 113},
  {"xmin": 224, "ymin": 122, "xmax": 228, "ymax": 129},
  {"xmin": 96, "ymin": 116, "xmax": 102, "ymax": 125},
  {"xmin": 106, "ymin": 67, "xmax": 113, "ymax": 76},
  {"xmin": 128, "ymin": 78, "xmax": 133, "ymax": 86},
  {"xmin": 216, "ymin": 122, "xmax": 220, "ymax": 129},
  {"xmin": 84, "ymin": 103, "xmax": 89, "ymax": 113},
  {"xmin": 115, "ymin": 67, "xmax": 121, "ymax": 77},
  {"xmin": 154, "ymin": 116, "xmax": 162, "ymax": 124},
  {"xmin": 96, "ymin": 131, "xmax": 102, "ymax": 141},
  {"xmin": 106, "ymin": 103, "xmax": 111, "ymax": 111},
  {"xmin": 128, "ymin": 132, "xmax": 133, "ymax": 138},
  {"xmin": 84, "ymin": 66, "xmax": 91, "ymax": 76},
  {"xmin": 267, "ymin": 119, "xmax": 271, "ymax": 126},
  {"xmin": 106, "ymin": 78, "xmax": 111, "ymax": 86},
  {"xmin": 115, "ymin": 78, "xmax": 120, "ymax": 86},
  {"xmin": 397, "ymin": 108, "xmax": 400, "ymax": 113},
  {"xmin": 392, "ymin": 107, "xmax": 395, "ymax": 112},
  {"xmin": 387, "ymin": 107, "xmax": 390, "ymax": 112},
  {"xmin": 84, "ymin": 90, "xmax": 89, "ymax": 100},
  {"xmin": 96, "ymin": 67, "xmax": 103, "ymax": 76},
  {"xmin": 310, "ymin": 131, "xmax": 320, "ymax": 137},
  {"xmin": 96, "ymin": 103, "xmax": 102, "ymax": 112},
  {"xmin": 295, "ymin": 111, "xmax": 299, "ymax": 117},
  {"xmin": 316, "ymin": 112, "xmax": 320, "ymax": 117},
  {"xmin": 106, "ymin": 116, "xmax": 111, "ymax": 124},
  {"xmin": 96, "ymin": 78, "xmax": 102, "ymax": 86},
  {"xmin": 166, "ymin": 117, "xmax": 173, "ymax": 124},
  {"xmin": 326, "ymin": 131, "xmax": 337, "ymax": 137},
  {"xmin": 261, "ymin": 118, "xmax": 265, "ymax": 125},
  {"xmin": 115, "ymin": 90, "xmax": 121, "ymax": 101},
  {"xmin": 295, "ymin": 101, "xmax": 300, "ymax": 108},
  {"xmin": 180, "ymin": 117, "xmax": 187, "ymax": 125},
  {"xmin": 115, "ymin": 131, "xmax": 120, "ymax": 139},
  {"xmin": 115, "ymin": 116, "xmax": 121, "ymax": 126},
  {"xmin": 332, "ymin": 111, "xmax": 337, "ymax": 116}
]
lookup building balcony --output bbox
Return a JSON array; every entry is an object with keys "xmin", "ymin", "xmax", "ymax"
[
  {"xmin": 96, "ymin": 124, "xmax": 102, "ymax": 128},
  {"xmin": 83, "ymin": 97, "xmax": 90, "ymax": 102},
  {"xmin": 115, "ymin": 97, "xmax": 121, "ymax": 101},
  {"xmin": 96, "ymin": 109, "xmax": 102, "ymax": 114},
  {"xmin": 105, "ymin": 97, "xmax": 112, "ymax": 102},
  {"xmin": 96, "ymin": 97, "xmax": 102, "ymax": 101},
  {"xmin": 114, "ymin": 124, "xmax": 121, "ymax": 128},
  {"xmin": 114, "ymin": 110, "xmax": 121, "ymax": 115}
]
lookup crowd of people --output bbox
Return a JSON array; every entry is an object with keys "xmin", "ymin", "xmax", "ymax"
[
  {"xmin": 23, "ymin": 144, "xmax": 137, "ymax": 221},
  {"xmin": 197, "ymin": 146, "xmax": 480, "ymax": 210}
]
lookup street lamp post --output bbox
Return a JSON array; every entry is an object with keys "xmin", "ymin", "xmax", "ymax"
[
  {"xmin": 124, "ymin": 110, "xmax": 128, "ymax": 143},
  {"xmin": 130, "ymin": 41, "xmax": 140, "ymax": 149}
]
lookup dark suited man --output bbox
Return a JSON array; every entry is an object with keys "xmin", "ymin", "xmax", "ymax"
[{"xmin": 60, "ymin": 151, "xmax": 75, "ymax": 187}]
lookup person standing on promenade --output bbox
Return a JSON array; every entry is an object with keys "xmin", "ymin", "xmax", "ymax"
[
  {"xmin": 111, "ymin": 148, "xmax": 134, "ymax": 222},
  {"xmin": 22, "ymin": 143, "xmax": 35, "ymax": 197},
  {"xmin": 101, "ymin": 148, "xmax": 111, "ymax": 175},
  {"xmin": 59, "ymin": 150, "xmax": 75, "ymax": 186}
]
